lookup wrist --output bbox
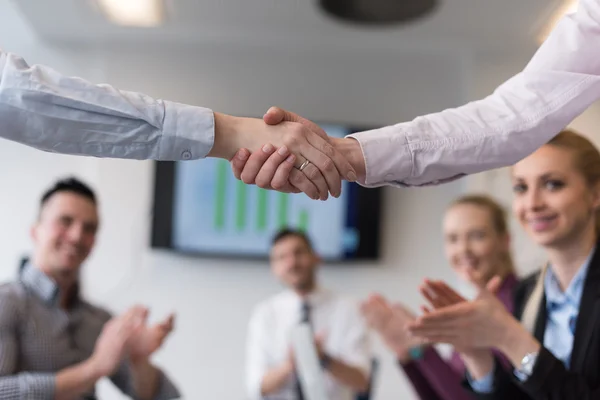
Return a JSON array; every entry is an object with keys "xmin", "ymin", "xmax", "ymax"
[
  {"xmin": 498, "ymin": 319, "xmax": 541, "ymax": 367},
  {"xmin": 331, "ymin": 137, "xmax": 366, "ymax": 182},
  {"xmin": 460, "ymin": 350, "xmax": 494, "ymax": 380},
  {"xmin": 210, "ymin": 112, "xmax": 246, "ymax": 159},
  {"xmin": 129, "ymin": 355, "xmax": 151, "ymax": 368},
  {"xmin": 85, "ymin": 357, "xmax": 109, "ymax": 381}
]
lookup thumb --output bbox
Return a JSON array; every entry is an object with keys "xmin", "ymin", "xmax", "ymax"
[
  {"xmin": 263, "ymin": 106, "xmax": 293, "ymax": 125},
  {"xmin": 485, "ymin": 275, "xmax": 503, "ymax": 294},
  {"xmin": 263, "ymin": 107, "xmax": 328, "ymax": 139}
]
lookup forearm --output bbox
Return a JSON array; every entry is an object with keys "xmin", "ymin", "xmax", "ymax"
[
  {"xmin": 128, "ymin": 359, "xmax": 161, "ymax": 400},
  {"xmin": 55, "ymin": 358, "xmax": 103, "ymax": 400},
  {"xmin": 346, "ymin": 0, "xmax": 600, "ymax": 188},
  {"xmin": 0, "ymin": 50, "xmax": 214, "ymax": 161},
  {"xmin": 260, "ymin": 361, "xmax": 294, "ymax": 396},
  {"xmin": 331, "ymin": 137, "xmax": 366, "ymax": 183},
  {"xmin": 325, "ymin": 357, "xmax": 369, "ymax": 393}
]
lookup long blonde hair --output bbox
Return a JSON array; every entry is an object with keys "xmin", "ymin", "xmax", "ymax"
[{"xmin": 447, "ymin": 194, "xmax": 516, "ymax": 277}]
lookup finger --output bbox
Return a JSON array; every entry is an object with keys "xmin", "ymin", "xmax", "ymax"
[
  {"xmin": 420, "ymin": 285, "xmax": 447, "ymax": 309},
  {"xmin": 119, "ymin": 305, "xmax": 144, "ymax": 326},
  {"xmin": 289, "ymin": 169, "xmax": 320, "ymax": 200},
  {"xmin": 410, "ymin": 332, "xmax": 465, "ymax": 346},
  {"xmin": 263, "ymin": 106, "xmax": 287, "ymax": 125},
  {"xmin": 230, "ymin": 149, "xmax": 250, "ymax": 180},
  {"xmin": 264, "ymin": 108, "xmax": 357, "ymax": 182},
  {"xmin": 486, "ymin": 276, "xmax": 503, "ymax": 294},
  {"xmin": 304, "ymin": 130, "xmax": 356, "ymax": 184},
  {"xmin": 254, "ymin": 146, "xmax": 294, "ymax": 191},
  {"xmin": 264, "ymin": 107, "xmax": 326, "ymax": 137},
  {"xmin": 298, "ymin": 161, "xmax": 329, "ymax": 200},
  {"xmin": 128, "ymin": 307, "xmax": 148, "ymax": 332},
  {"xmin": 296, "ymin": 136, "xmax": 341, "ymax": 198},
  {"xmin": 415, "ymin": 306, "xmax": 470, "ymax": 325},
  {"xmin": 368, "ymin": 293, "xmax": 387, "ymax": 303},
  {"xmin": 421, "ymin": 281, "xmax": 462, "ymax": 308},
  {"xmin": 433, "ymin": 281, "xmax": 466, "ymax": 304},
  {"xmin": 421, "ymin": 305, "xmax": 432, "ymax": 314},
  {"xmin": 264, "ymin": 107, "xmax": 330, "ymax": 143},
  {"xmin": 159, "ymin": 314, "xmax": 175, "ymax": 332},
  {"xmin": 407, "ymin": 319, "xmax": 465, "ymax": 335},
  {"xmin": 391, "ymin": 304, "xmax": 416, "ymax": 320},
  {"xmin": 240, "ymin": 144, "xmax": 277, "ymax": 185},
  {"xmin": 427, "ymin": 280, "xmax": 463, "ymax": 306}
]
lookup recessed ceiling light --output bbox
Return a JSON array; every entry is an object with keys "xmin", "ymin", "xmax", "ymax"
[{"xmin": 96, "ymin": 0, "xmax": 164, "ymax": 27}]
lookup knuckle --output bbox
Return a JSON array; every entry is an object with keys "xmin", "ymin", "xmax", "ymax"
[
  {"xmin": 322, "ymin": 143, "xmax": 335, "ymax": 158},
  {"xmin": 291, "ymin": 124, "xmax": 306, "ymax": 137},
  {"xmin": 241, "ymin": 173, "xmax": 255, "ymax": 185},
  {"xmin": 321, "ymin": 157, "xmax": 335, "ymax": 172},
  {"xmin": 290, "ymin": 172, "xmax": 305, "ymax": 185},
  {"xmin": 271, "ymin": 179, "xmax": 286, "ymax": 191},
  {"xmin": 285, "ymin": 129, "xmax": 303, "ymax": 145},
  {"xmin": 306, "ymin": 167, "xmax": 321, "ymax": 181},
  {"xmin": 255, "ymin": 177, "xmax": 269, "ymax": 188}
]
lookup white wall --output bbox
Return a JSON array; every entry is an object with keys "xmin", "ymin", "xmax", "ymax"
[{"xmin": 7, "ymin": 18, "xmax": 593, "ymax": 399}]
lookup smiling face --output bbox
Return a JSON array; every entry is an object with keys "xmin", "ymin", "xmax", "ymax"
[
  {"xmin": 31, "ymin": 191, "xmax": 99, "ymax": 282},
  {"xmin": 511, "ymin": 144, "xmax": 600, "ymax": 250},
  {"xmin": 443, "ymin": 201, "xmax": 511, "ymax": 287},
  {"xmin": 270, "ymin": 233, "xmax": 319, "ymax": 294}
]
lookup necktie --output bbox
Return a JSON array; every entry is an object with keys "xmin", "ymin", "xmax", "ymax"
[
  {"xmin": 301, "ymin": 301, "xmax": 312, "ymax": 327},
  {"xmin": 295, "ymin": 301, "xmax": 311, "ymax": 400}
]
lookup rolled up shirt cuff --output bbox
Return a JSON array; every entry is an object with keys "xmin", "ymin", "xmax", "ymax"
[{"xmin": 159, "ymin": 101, "xmax": 215, "ymax": 161}]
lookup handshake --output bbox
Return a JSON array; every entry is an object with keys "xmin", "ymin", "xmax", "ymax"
[{"xmin": 212, "ymin": 107, "xmax": 367, "ymax": 201}]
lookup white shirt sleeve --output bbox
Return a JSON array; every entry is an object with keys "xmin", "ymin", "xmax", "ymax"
[
  {"xmin": 245, "ymin": 305, "xmax": 271, "ymax": 400},
  {"xmin": 348, "ymin": 0, "xmax": 600, "ymax": 187},
  {"xmin": 0, "ymin": 50, "xmax": 215, "ymax": 160},
  {"xmin": 335, "ymin": 299, "xmax": 372, "ymax": 376}
]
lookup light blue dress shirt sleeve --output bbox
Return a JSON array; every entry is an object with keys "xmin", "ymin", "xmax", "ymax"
[
  {"xmin": 467, "ymin": 366, "xmax": 495, "ymax": 393},
  {"xmin": 0, "ymin": 50, "xmax": 215, "ymax": 160}
]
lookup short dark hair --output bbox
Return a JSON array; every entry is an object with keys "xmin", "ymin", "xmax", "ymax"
[
  {"xmin": 271, "ymin": 228, "xmax": 313, "ymax": 250},
  {"xmin": 40, "ymin": 177, "xmax": 96, "ymax": 207}
]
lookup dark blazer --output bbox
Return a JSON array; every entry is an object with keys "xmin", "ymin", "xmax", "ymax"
[{"xmin": 473, "ymin": 246, "xmax": 600, "ymax": 400}]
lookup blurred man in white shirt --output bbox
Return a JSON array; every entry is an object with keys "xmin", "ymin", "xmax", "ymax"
[{"xmin": 245, "ymin": 229, "xmax": 371, "ymax": 400}]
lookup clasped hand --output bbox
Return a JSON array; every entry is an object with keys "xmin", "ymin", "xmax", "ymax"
[{"xmin": 229, "ymin": 107, "xmax": 365, "ymax": 201}]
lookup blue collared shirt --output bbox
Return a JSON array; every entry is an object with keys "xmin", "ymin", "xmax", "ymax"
[{"xmin": 470, "ymin": 250, "xmax": 593, "ymax": 392}]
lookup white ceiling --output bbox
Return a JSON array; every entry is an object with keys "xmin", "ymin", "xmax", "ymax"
[{"xmin": 12, "ymin": 0, "xmax": 563, "ymax": 53}]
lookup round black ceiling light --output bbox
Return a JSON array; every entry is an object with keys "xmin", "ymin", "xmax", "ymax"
[{"xmin": 319, "ymin": 0, "xmax": 438, "ymax": 25}]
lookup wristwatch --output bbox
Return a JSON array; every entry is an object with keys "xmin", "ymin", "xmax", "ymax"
[{"xmin": 516, "ymin": 351, "xmax": 539, "ymax": 378}]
